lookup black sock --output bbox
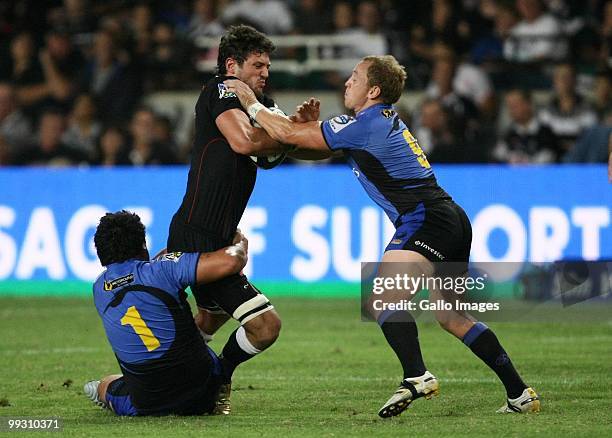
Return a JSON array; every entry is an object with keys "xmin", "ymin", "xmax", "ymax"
[
  {"xmin": 378, "ymin": 310, "xmax": 427, "ymax": 379},
  {"xmin": 463, "ymin": 322, "xmax": 527, "ymax": 399},
  {"xmin": 219, "ymin": 327, "xmax": 259, "ymax": 383}
]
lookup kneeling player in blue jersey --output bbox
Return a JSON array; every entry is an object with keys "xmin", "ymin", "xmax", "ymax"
[
  {"xmin": 224, "ymin": 55, "xmax": 540, "ymax": 416},
  {"xmin": 83, "ymin": 210, "xmax": 248, "ymax": 416}
]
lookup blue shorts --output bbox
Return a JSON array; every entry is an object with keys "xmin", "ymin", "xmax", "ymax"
[
  {"xmin": 385, "ymin": 201, "xmax": 472, "ymax": 272},
  {"xmin": 106, "ymin": 378, "xmax": 138, "ymax": 416},
  {"xmin": 106, "ymin": 347, "xmax": 223, "ymax": 416}
]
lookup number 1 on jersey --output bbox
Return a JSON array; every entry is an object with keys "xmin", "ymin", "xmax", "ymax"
[
  {"xmin": 121, "ymin": 306, "xmax": 161, "ymax": 352},
  {"xmin": 403, "ymin": 129, "xmax": 431, "ymax": 169}
]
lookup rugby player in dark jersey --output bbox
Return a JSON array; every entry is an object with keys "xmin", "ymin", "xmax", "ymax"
[
  {"xmin": 85, "ymin": 211, "xmax": 248, "ymax": 416},
  {"xmin": 225, "ymin": 55, "xmax": 540, "ymax": 416},
  {"xmin": 166, "ymin": 25, "xmax": 311, "ymax": 414}
]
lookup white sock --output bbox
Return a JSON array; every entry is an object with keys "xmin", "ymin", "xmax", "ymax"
[{"xmin": 235, "ymin": 326, "xmax": 261, "ymax": 355}]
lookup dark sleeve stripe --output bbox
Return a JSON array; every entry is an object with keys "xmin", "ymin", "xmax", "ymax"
[{"xmin": 320, "ymin": 122, "xmax": 334, "ymax": 151}]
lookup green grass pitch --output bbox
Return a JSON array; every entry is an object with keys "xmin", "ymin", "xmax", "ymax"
[{"xmin": 1, "ymin": 296, "xmax": 611, "ymax": 437}]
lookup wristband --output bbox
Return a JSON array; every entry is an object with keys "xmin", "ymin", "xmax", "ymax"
[{"xmin": 247, "ymin": 102, "xmax": 266, "ymax": 121}]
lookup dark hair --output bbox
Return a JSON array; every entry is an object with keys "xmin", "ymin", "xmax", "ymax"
[
  {"xmin": 94, "ymin": 210, "xmax": 146, "ymax": 266},
  {"xmin": 217, "ymin": 25, "xmax": 275, "ymax": 74}
]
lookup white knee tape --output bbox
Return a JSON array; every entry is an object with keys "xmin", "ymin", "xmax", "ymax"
[
  {"xmin": 232, "ymin": 294, "xmax": 272, "ymax": 324},
  {"xmin": 236, "ymin": 326, "xmax": 261, "ymax": 355}
]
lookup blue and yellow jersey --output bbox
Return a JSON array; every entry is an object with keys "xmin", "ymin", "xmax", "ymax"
[
  {"xmin": 322, "ymin": 104, "xmax": 450, "ymax": 224},
  {"xmin": 92, "ymin": 252, "xmax": 212, "ymax": 414}
]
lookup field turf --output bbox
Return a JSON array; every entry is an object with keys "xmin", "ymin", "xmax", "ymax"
[{"xmin": 1, "ymin": 296, "xmax": 611, "ymax": 437}]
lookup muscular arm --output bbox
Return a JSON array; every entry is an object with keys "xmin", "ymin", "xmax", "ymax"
[
  {"xmin": 194, "ymin": 233, "xmax": 248, "ymax": 283},
  {"xmin": 216, "ymin": 108, "xmax": 287, "ymax": 156},
  {"xmin": 223, "ymin": 79, "xmax": 337, "ymax": 159},
  {"xmin": 252, "ymin": 110, "xmax": 337, "ymax": 159}
]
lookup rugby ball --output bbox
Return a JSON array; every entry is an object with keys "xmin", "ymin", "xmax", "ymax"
[{"xmin": 250, "ymin": 106, "xmax": 288, "ymax": 169}]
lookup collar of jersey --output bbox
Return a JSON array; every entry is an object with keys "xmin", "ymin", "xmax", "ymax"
[{"xmin": 357, "ymin": 103, "xmax": 392, "ymax": 118}]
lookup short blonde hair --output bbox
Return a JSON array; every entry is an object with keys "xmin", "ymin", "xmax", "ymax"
[{"xmin": 362, "ymin": 55, "xmax": 407, "ymax": 104}]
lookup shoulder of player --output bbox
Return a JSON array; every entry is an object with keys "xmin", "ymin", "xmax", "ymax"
[
  {"xmin": 199, "ymin": 75, "xmax": 230, "ymax": 99},
  {"xmin": 325, "ymin": 114, "xmax": 358, "ymax": 128},
  {"xmin": 153, "ymin": 251, "xmax": 195, "ymax": 267}
]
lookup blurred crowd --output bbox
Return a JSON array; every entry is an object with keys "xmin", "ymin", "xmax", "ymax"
[{"xmin": 0, "ymin": 0, "xmax": 611, "ymax": 167}]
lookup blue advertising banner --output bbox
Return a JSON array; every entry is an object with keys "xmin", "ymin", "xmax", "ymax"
[{"xmin": 0, "ymin": 165, "xmax": 610, "ymax": 284}]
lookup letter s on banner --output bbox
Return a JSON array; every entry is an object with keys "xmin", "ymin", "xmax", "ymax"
[{"xmin": 291, "ymin": 205, "xmax": 330, "ymax": 282}]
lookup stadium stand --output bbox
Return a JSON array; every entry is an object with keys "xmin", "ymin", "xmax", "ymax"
[{"xmin": 0, "ymin": 0, "xmax": 610, "ymax": 166}]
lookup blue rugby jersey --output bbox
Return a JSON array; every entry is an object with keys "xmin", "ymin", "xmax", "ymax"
[
  {"xmin": 321, "ymin": 104, "xmax": 450, "ymax": 224},
  {"xmin": 92, "ymin": 252, "xmax": 213, "ymax": 414}
]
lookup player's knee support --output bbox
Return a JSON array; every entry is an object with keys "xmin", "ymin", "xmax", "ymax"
[{"xmin": 233, "ymin": 293, "xmax": 274, "ymax": 324}]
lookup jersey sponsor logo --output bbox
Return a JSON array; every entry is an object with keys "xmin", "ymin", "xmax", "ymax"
[
  {"xmin": 328, "ymin": 115, "xmax": 357, "ymax": 133},
  {"xmin": 104, "ymin": 273, "xmax": 135, "ymax": 291},
  {"xmin": 162, "ymin": 252, "xmax": 184, "ymax": 263},
  {"xmin": 218, "ymin": 83, "xmax": 237, "ymax": 99},
  {"xmin": 381, "ymin": 109, "xmax": 396, "ymax": 119},
  {"xmin": 414, "ymin": 240, "xmax": 445, "ymax": 260}
]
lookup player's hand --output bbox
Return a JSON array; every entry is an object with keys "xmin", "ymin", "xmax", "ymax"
[
  {"xmin": 226, "ymin": 231, "xmax": 249, "ymax": 262},
  {"xmin": 224, "ymin": 79, "xmax": 258, "ymax": 109},
  {"xmin": 232, "ymin": 228, "xmax": 245, "ymax": 245},
  {"xmin": 291, "ymin": 98, "xmax": 320, "ymax": 123},
  {"xmin": 196, "ymin": 236, "xmax": 248, "ymax": 282}
]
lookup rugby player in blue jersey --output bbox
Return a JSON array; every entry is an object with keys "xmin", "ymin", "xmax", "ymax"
[
  {"xmin": 84, "ymin": 210, "xmax": 248, "ymax": 416},
  {"xmin": 224, "ymin": 55, "xmax": 540, "ymax": 417}
]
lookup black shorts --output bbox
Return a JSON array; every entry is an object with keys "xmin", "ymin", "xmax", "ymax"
[
  {"xmin": 106, "ymin": 348, "xmax": 224, "ymax": 416},
  {"xmin": 385, "ymin": 200, "xmax": 472, "ymax": 274},
  {"xmin": 167, "ymin": 220, "xmax": 273, "ymax": 323}
]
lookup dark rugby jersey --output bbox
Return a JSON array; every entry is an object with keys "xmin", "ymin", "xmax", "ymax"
[
  {"xmin": 321, "ymin": 104, "xmax": 450, "ymax": 225},
  {"xmin": 171, "ymin": 75, "xmax": 275, "ymax": 243}
]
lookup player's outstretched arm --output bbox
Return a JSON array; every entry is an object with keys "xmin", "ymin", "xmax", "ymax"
[
  {"xmin": 195, "ymin": 231, "xmax": 248, "ymax": 283},
  {"xmin": 216, "ymin": 109, "xmax": 290, "ymax": 156},
  {"xmin": 224, "ymin": 79, "xmax": 332, "ymax": 155}
]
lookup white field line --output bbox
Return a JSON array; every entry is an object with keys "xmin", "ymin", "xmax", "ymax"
[
  {"xmin": 0, "ymin": 347, "xmax": 603, "ymax": 386},
  {"xmin": 0, "ymin": 346, "xmax": 104, "ymax": 356},
  {"xmin": 235, "ymin": 374, "xmax": 602, "ymax": 386}
]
